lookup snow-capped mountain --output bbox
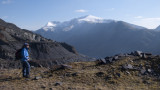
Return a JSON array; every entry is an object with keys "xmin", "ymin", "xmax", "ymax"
[
  {"xmin": 35, "ymin": 15, "xmax": 160, "ymax": 58},
  {"xmin": 41, "ymin": 15, "xmax": 117, "ymax": 32},
  {"xmin": 42, "ymin": 21, "xmax": 61, "ymax": 31}
]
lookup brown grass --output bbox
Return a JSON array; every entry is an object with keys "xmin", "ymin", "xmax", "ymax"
[{"xmin": 0, "ymin": 56, "xmax": 160, "ymax": 90}]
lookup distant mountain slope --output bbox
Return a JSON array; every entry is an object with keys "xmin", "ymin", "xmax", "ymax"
[
  {"xmin": 155, "ymin": 25, "xmax": 160, "ymax": 31},
  {"xmin": 0, "ymin": 19, "xmax": 93, "ymax": 67},
  {"xmin": 35, "ymin": 15, "xmax": 160, "ymax": 58}
]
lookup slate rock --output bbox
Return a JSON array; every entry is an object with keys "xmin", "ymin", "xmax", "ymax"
[
  {"xmin": 113, "ymin": 56, "xmax": 119, "ymax": 60},
  {"xmin": 34, "ymin": 76, "xmax": 42, "ymax": 80},
  {"xmin": 140, "ymin": 69, "xmax": 146, "ymax": 75},
  {"xmin": 61, "ymin": 64, "xmax": 72, "ymax": 69},
  {"xmin": 147, "ymin": 69, "xmax": 152, "ymax": 73},
  {"xmin": 145, "ymin": 53, "xmax": 152, "ymax": 56},
  {"xmin": 142, "ymin": 53, "xmax": 147, "ymax": 59},
  {"xmin": 72, "ymin": 72, "xmax": 78, "ymax": 77},
  {"xmin": 101, "ymin": 58, "xmax": 106, "ymax": 64},
  {"xmin": 115, "ymin": 53, "xmax": 125, "ymax": 57},
  {"xmin": 41, "ymin": 85, "xmax": 46, "ymax": 89},
  {"xmin": 96, "ymin": 72, "xmax": 105, "ymax": 77},
  {"xmin": 139, "ymin": 64, "xmax": 143, "ymax": 69},
  {"xmin": 65, "ymin": 73, "xmax": 71, "ymax": 77},
  {"xmin": 104, "ymin": 57, "xmax": 114, "ymax": 63},
  {"xmin": 98, "ymin": 58, "xmax": 107, "ymax": 64},
  {"xmin": 55, "ymin": 82, "xmax": 63, "ymax": 86},
  {"xmin": 126, "ymin": 71, "xmax": 130, "ymax": 75},
  {"xmin": 134, "ymin": 51, "xmax": 142, "ymax": 57},
  {"xmin": 122, "ymin": 64, "xmax": 133, "ymax": 70}
]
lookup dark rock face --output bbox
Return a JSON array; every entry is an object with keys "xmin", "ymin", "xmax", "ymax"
[
  {"xmin": 60, "ymin": 42, "xmax": 78, "ymax": 54},
  {"xmin": 0, "ymin": 19, "xmax": 93, "ymax": 68}
]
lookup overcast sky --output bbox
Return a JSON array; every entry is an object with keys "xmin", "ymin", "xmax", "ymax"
[{"xmin": 0, "ymin": 0, "xmax": 160, "ymax": 30}]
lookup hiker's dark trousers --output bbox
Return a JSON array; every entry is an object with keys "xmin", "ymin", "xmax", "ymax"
[{"xmin": 21, "ymin": 61, "xmax": 30, "ymax": 77}]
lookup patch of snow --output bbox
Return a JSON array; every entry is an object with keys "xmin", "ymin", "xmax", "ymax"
[
  {"xmin": 78, "ymin": 15, "xmax": 103, "ymax": 23},
  {"xmin": 42, "ymin": 21, "xmax": 59, "ymax": 31},
  {"xmin": 63, "ymin": 25, "xmax": 74, "ymax": 31},
  {"xmin": 47, "ymin": 22, "xmax": 57, "ymax": 27}
]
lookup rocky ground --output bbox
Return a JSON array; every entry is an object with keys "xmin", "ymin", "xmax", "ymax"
[{"xmin": 1, "ymin": 54, "xmax": 160, "ymax": 90}]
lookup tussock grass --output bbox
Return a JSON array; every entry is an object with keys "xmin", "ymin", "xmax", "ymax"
[{"xmin": 0, "ymin": 56, "xmax": 160, "ymax": 90}]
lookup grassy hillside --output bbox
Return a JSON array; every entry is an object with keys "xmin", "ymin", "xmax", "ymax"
[{"xmin": 0, "ymin": 56, "xmax": 160, "ymax": 90}]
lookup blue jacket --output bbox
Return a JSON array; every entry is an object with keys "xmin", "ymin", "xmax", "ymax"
[{"xmin": 21, "ymin": 48, "xmax": 29, "ymax": 61}]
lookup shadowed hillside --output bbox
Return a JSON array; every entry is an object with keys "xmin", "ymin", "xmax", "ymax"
[{"xmin": 0, "ymin": 19, "xmax": 93, "ymax": 68}]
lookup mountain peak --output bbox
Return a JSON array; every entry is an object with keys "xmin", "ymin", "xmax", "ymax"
[
  {"xmin": 78, "ymin": 15, "xmax": 103, "ymax": 23},
  {"xmin": 80, "ymin": 15, "xmax": 103, "ymax": 20},
  {"xmin": 43, "ymin": 21, "xmax": 60, "ymax": 31},
  {"xmin": 46, "ymin": 22, "xmax": 56, "ymax": 27}
]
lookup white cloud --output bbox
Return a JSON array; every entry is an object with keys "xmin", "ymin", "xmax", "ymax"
[
  {"xmin": 2, "ymin": 0, "xmax": 12, "ymax": 4},
  {"xmin": 134, "ymin": 16, "xmax": 143, "ymax": 19},
  {"xmin": 75, "ymin": 9, "xmax": 87, "ymax": 13},
  {"xmin": 132, "ymin": 17, "xmax": 160, "ymax": 29}
]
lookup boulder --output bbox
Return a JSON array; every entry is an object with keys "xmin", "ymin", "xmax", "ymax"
[
  {"xmin": 61, "ymin": 64, "xmax": 72, "ymax": 69},
  {"xmin": 115, "ymin": 53, "xmax": 125, "ymax": 57},
  {"xmin": 140, "ymin": 69, "xmax": 146, "ymax": 75},
  {"xmin": 55, "ymin": 82, "xmax": 63, "ymax": 86},
  {"xmin": 108, "ymin": 58, "xmax": 113, "ymax": 62},
  {"xmin": 71, "ymin": 72, "xmax": 78, "ymax": 77},
  {"xmin": 105, "ymin": 57, "xmax": 114, "ymax": 63},
  {"xmin": 142, "ymin": 53, "xmax": 147, "ymax": 59},
  {"xmin": 122, "ymin": 64, "xmax": 134, "ymax": 70},
  {"xmin": 125, "ymin": 71, "xmax": 130, "ymax": 75},
  {"xmin": 134, "ymin": 51, "xmax": 142, "ymax": 57},
  {"xmin": 147, "ymin": 69, "xmax": 152, "ymax": 73},
  {"xmin": 99, "ymin": 58, "xmax": 107, "ymax": 64},
  {"xmin": 34, "ymin": 76, "xmax": 42, "ymax": 80},
  {"xmin": 96, "ymin": 72, "xmax": 105, "ymax": 77},
  {"xmin": 145, "ymin": 53, "xmax": 152, "ymax": 56},
  {"xmin": 113, "ymin": 56, "xmax": 119, "ymax": 60}
]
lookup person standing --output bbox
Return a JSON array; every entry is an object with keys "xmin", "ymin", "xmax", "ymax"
[{"xmin": 21, "ymin": 43, "xmax": 30, "ymax": 78}]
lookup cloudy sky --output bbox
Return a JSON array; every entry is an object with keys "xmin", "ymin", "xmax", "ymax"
[{"xmin": 0, "ymin": 0, "xmax": 160, "ymax": 30}]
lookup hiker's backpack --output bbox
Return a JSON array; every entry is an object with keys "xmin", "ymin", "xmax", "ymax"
[{"xmin": 15, "ymin": 49, "xmax": 22, "ymax": 60}]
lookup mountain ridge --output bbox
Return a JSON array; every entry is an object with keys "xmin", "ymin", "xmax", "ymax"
[
  {"xmin": 41, "ymin": 15, "xmax": 146, "ymax": 32},
  {"xmin": 35, "ymin": 15, "xmax": 160, "ymax": 58}
]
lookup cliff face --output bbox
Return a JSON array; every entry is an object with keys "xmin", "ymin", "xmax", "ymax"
[{"xmin": 0, "ymin": 19, "xmax": 92, "ymax": 67}]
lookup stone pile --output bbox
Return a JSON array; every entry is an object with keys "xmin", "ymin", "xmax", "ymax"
[{"xmin": 130, "ymin": 51, "xmax": 152, "ymax": 59}]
